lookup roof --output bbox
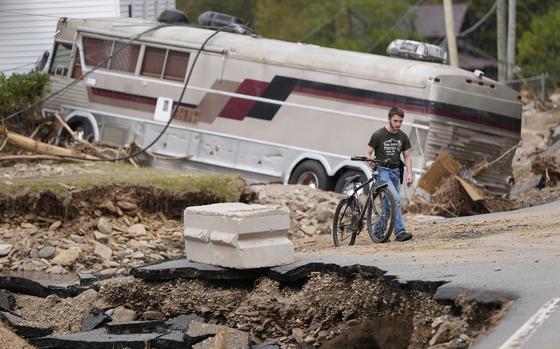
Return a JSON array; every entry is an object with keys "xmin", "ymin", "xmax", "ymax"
[
  {"xmin": 414, "ymin": 4, "xmax": 469, "ymax": 38},
  {"xmin": 64, "ymin": 18, "xmax": 476, "ymax": 89}
]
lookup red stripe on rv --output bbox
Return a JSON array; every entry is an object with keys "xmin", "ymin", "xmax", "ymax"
[
  {"xmin": 218, "ymin": 79, "xmax": 269, "ymax": 120},
  {"xmin": 293, "ymin": 85, "xmax": 519, "ymax": 132}
]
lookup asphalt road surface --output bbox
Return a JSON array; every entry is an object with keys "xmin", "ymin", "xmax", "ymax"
[{"xmin": 302, "ymin": 200, "xmax": 560, "ymax": 349}]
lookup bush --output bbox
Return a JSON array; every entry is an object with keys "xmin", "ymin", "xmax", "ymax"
[
  {"xmin": 0, "ymin": 72, "xmax": 49, "ymax": 117},
  {"xmin": 517, "ymin": 6, "xmax": 560, "ymax": 79}
]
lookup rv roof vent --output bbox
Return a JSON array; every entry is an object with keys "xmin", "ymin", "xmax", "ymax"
[
  {"xmin": 158, "ymin": 9, "xmax": 189, "ymax": 25},
  {"xmin": 387, "ymin": 39, "xmax": 447, "ymax": 64},
  {"xmin": 198, "ymin": 11, "xmax": 252, "ymax": 35}
]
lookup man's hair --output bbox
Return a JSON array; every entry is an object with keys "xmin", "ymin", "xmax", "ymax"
[{"xmin": 388, "ymin": 107, "xmax": 405, "ymax": 119}]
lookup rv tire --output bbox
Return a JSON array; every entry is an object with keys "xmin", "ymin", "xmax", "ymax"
[
  {"xmin": 289, "ymin": 160, "xmax": 330, "ymax": 190},
  {"xmin": 59, "ymin": 116, "xmax": 96, "ymax": 144},
  {"xmin": 334, "ymin": 169, "xmax": 367, "ymax": 194}
]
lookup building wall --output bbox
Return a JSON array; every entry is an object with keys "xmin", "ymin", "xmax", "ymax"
[
  {"xmin": 120, "ymin": 0, "xmax": 176, "ymax": 20},
  {"xmin": 0, "ymin": 0, "xmax": 175, "ymax": 75}
]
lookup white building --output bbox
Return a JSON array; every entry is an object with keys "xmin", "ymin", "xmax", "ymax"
[{"xmin": 0, "ymin": 0, "xmax": 176, "ymax": 75}]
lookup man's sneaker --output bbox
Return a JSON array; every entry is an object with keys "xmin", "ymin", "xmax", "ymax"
[{"xmin": 395, "ymin": 231, "xmax": 413, "ymax": 242}]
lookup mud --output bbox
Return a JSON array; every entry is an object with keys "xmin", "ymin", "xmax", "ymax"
[{"xmin": 0, "ymin": 184, "xmax": 235, "ymax": 220}]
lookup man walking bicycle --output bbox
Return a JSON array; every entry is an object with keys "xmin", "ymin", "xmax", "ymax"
[{"xmin": 365, "ymin": 107, "xmax": 413, "ymax": 242}]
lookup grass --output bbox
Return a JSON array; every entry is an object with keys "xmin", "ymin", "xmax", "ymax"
[{"xmin": 0, "ymin": 162, "xmax": 246, "ymax": 202}]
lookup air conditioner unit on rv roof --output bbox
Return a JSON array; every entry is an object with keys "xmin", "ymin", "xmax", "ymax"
[{"xmin": 387, "ymin": 39, "xmax": 448, "ymax": 64}]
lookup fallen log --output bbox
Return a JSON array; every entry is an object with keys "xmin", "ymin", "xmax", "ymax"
[{"xmin": 0, "ymin": 125, "xmax": 98, "ymax": 160}]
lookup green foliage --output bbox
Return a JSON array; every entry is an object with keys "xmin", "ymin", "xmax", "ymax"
[
  {"xmin": 253, "ymin": 0, "xmax": 419, "ymax": 54},
  {"xmin": 0, "ymin": 72, "xmax": 49, "ymax": 117},
  {"xmin": 517, "ymin": 5, "xmax": 560, "ymax": 78},
  {"xmin": 175, "ymin": 0, "xmax": 256, "ymax": 25}
]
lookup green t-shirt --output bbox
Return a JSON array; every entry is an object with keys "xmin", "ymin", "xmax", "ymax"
[{"xmin": 368, "ymin": 127, "xmax": 411, "ymax": 166}]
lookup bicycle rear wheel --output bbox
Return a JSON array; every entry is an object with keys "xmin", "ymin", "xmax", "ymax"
[
  {"xmin": 366, "ymin": 187, "xmax": 396, "ymax": 243},
  {"xmin": 332, "ymin": 198, "xmax": 359, "ymax": 246}
]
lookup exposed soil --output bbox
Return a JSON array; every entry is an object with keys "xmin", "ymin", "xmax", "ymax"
[{"xmin": 8, "ymin": 272, "xmax": 508, "ymax": 349}]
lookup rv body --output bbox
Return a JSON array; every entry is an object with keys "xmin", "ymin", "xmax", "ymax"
[{"xmin": 45, "ymin": 17, "xmax": 521, "ymax": 192}]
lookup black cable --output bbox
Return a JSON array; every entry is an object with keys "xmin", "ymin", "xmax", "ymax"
[{"xmin": 10, "ymin": 25, "xmax": 229, "ymax": 163}]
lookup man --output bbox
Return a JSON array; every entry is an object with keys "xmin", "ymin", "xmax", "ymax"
[{"xmin": 365, "ymin": 107, "xmax": 413, "ymax": 242}]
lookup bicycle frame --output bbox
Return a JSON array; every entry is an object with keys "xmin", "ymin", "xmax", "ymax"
[{"xmin": 344, "ymin": 169, "xmax": 389, "ymax": 231}]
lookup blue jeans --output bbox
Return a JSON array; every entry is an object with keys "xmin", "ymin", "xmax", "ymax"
[{"xmin": 376, "ymin": 167, "xmax": 406, "ymax": 236}]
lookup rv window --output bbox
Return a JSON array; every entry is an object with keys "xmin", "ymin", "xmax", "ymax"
[
  {"xmin": 164, "ymin": 50, "xmax": 189, "ymax": 82},
  {"xmin": 48, "ymin": 42, "xmax": 72, "ymax": 76},
  {"xmin": 83, "ymin": 37, "xmax": 113, "ymax": 68},
  {"xmin": 71, "ymin": 48, "xmax": 83, "ymax": 79},
  {"xmin": 110, "ymin": 42, "xmax": 140, "ymax": 73},
  {"xmin": 141, "ymin": 47, "xmax": 166, "ymax": 78}
]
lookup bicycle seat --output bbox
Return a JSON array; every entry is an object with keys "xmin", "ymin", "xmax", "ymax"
[{"xmin": 344, "ymin": 174, "xmax": 361, "ymax": 183}]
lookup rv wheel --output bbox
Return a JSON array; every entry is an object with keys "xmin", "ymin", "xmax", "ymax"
[
  {"xmin": 289, "ymin": 160, "xmax": 330, "ymax": 190},
  {"xmin": 59, "ymin": 116, "xmax": 96, "ymax": 144},
  {"xmin": 334, "ymin": 170, "xmax": 367, "ymax": 194}
]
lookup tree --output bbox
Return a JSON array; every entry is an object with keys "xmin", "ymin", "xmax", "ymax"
[
  {"xmin": 517, "ymin": 5, "xmax": 560, "ymax": 78},
  {"xmin": 175, "ymin": 0, "xmax": 256, "ymax": 25},
  {"xmin": 253, "ymin": 0, "xmax": 420, "ymax": 54}
]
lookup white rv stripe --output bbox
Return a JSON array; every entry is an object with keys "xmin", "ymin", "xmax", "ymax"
[
  {"xmin": 84, "ymin": 69, "xmax": 431, "ymax": 130},
  {"xmin": 498, "ymin": 298, "xmax": 560, "ymax": 349}
]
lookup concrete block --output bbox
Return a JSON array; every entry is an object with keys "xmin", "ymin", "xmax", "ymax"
[{"xmin": 184, "ymin": 203, "xmax": 294, "ymax": 269}]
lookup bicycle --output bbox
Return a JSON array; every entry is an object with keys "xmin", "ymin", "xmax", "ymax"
[{"xmin": 332, "ymin": 156, "xmax": 397, "ymax": 246}]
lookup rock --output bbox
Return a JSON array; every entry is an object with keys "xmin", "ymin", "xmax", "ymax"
[
  {"xmin": 0, "ymin": 244, "xmax": 13, "ymax": 257},
  {"xmin": 70, "ymin": 234, "xmax": 85, "ymax": 244},
  {"xmin": 128, "ymin": 224, "xmax": 147, "ymax": 236},
  {"xmin": 49, "ymin": 221, "xmax": 62, "ymax": 231},
  {"xmin": 187, "ymin": 321, "xmax": 250, "ymax": 349},
  {"xmin": 97, "ymin": 218, "xmax": 112, "ymax": 235},
  {"xmin": 142, "ymin": 310, "xmax": 165, "ymax": 321},
  {"xmin": 47, "ymin": 265, "xmax": 68, "ymax": 274},
  {"xmin": 111, "ymin": 306, "xmax": 137, "ymax": 323},
  {"xmin": 292, "ymin": 328, "xmax": 305, "ymax": 343},
  {"xmin": 94, "ymin": 243, "xmax": 113, "ymax": 260},
  {"xmin": 304, "ymin": 334, "xmax": 315, "ymax": 343},
  {"xmin": 99, "ymin": 200, "xmax": 118, "ymax": 214},
  {"xmin": 301, "ymin": 225, "xmax": 316, "ymax": 236},
  {"xmin": 20, "ymin": 222, "xmax": 37, "ymax": 230},
  {"xmin": 316, "ymin": 207, "xmax": 330, "ymax": 223},
  {"xmin": 116, "ymin": 201, "xmax": 137, "ymax": 211},
  {"xmin": 0, "ymin": 290, "xmax": 16, "ymax": 311},
  {"xmin": 166, "ymin": 314, "xmax": 205, "ymax": 331},
  {"xmin": 94, "ymin": 231, "xmax": 109, "ymax": 244},
  {"xmin": 130, "ymin": 252, "xmax": 145, "ymax": 259},
  {"xmin": 51, "ymin": 247, "xmax": 82, "ymax": 267},
  {"xmin": 38, "ymin": 246, "xmax": 56, "ymax": 259},
  {"xmin": 81, "ymin": 309, "xmax": 112, "ymax": 332},
  {"xmin": 429, "ymin": 320, "xmax": 462, "ymax": 346},
  {"xmin": 0, "ymin": 311, "xmax": 53, "ymax": 338}
]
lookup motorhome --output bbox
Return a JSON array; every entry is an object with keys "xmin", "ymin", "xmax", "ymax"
[{"xmin": 44, "ymin": 13, "xmax": 522, "ymax": 193}]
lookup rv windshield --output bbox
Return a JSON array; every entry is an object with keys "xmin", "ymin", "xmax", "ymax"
[{"xmin": 48, "ymin": 42, "xmax": 72, "ymax": 76}]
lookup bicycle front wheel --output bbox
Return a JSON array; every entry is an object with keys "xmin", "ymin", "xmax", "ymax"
[
  {"xmin": 332, "ymin": 198, "xmax": 358, "ymax": 247},
  {"xmin": 366, "ymin": 187, "xmax": 396, "ymax": 243}
]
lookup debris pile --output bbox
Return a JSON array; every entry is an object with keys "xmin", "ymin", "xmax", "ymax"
[
  {"xmin": 251, "ymin": 184, "xmax": 341, "ymax": 239},
  {"xmin": 408, "ymin": 151, "xmax": 514, "ymax": 217},
  {"xmin": 531, "ymin": 137, "xmax": 560, "ymax": 186},
  {"xmin": 510, "ymin": 95, "xmax": 560, "ymax": 206}
]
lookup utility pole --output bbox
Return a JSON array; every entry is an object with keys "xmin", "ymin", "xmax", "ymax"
[
  {"xmin": 443, "ymin": 0, "xmax": 459, "ymax": 67},
  {"xmin": 507, "ymin": 0, "xmax": 516, "ymax": 80},
  {"xmin": 497, "ymin": 0, "xmax": 507, "ymax": 81}
]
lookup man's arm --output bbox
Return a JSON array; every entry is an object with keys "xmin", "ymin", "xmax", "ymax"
[
  {"xmin": 403, "ymin": 149, "xmax": 413, "ymax": 186},
  {"xmin": 365, "ymin": 145, "xmax": 375, "ymax": 167}
]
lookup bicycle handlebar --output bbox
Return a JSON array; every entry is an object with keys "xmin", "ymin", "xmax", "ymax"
[{"xmin": 350, "ymin": 156, "xmax": 389, "ymax": 165}]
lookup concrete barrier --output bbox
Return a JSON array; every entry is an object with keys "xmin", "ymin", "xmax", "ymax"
[{"xmin": 183, "ymin": 203, "xmax": 294, "ymax": 269}]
